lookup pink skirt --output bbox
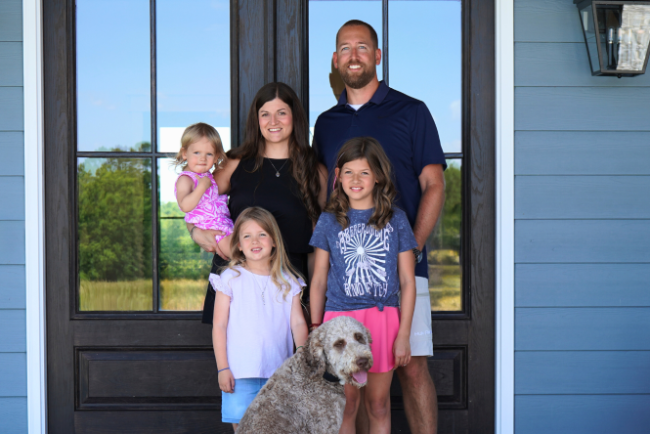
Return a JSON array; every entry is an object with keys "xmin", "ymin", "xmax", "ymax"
[{"xmin": 324, "ymin": 306, "xmax": 400, "ymax": 373}]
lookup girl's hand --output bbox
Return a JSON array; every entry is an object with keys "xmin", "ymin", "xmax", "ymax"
[
  {"xmin": 393, "ymin": 334, "xmax": 411, "ymax": 368},
  {"xmin": 198, "ymin": 176, "xmax": 212, "ymax": 191},
  {"xmin": 218, "ymin": 369, "xmax": 235, "ymax": 393}
]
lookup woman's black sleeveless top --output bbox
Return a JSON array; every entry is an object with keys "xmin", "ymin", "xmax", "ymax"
[{"xmin": 228, "ymin": 157, "xmax": 313, "ymax": 254}]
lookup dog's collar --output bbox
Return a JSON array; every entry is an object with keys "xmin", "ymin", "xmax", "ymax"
[{"xmin": 322, "ymin": 371, "xmax": 340, "ymax": 383}]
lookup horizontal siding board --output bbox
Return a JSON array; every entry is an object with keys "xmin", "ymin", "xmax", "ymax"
[
  {"xmin": 0, "ymin": 353, "xmax": 26, "ymax": 396},
  {"xmin": 0, "ymin": 266, "xmax": 25, "ymax": 309},
  {"xmin": 0, "ymin": 221, "xmax": 24, "ymax": 264},
  {"xmin": 0, "ymin": 398, "xmax": 27, "ymax": 434},
  {"xmin": 0, "ymin": 42, "xmax": 22, "ymax": 86},
  {"xmin": 515, "ymin": 0, "xmax": 583, "ymax": 43},
  {"xmin": 515, "ymin": 176, "xmax": 650, "ymax": 219},
  {"xmin": 0, "ymin": 177, "xmax": 24, "ymax": 220},
  {"xmin": 516, "ymin": 264, "xmax": 650, "ymax": 307},
  {"xmin": 0, "ymin": 87, "xmax": 23, "ymax": 131},
  {"xmin": 515, "ymin": 307, "xmax": 650, "ymax": 350},
  {"xmin": 515, "ymin": 87, "xmax": 650, "ymax": 131},
  {"xmin": 0, "ymin": 310, "xmax": 25, "ymax": 352},
  {"xmin": 515, "ymin": 42, "xmax": 650, "ymax": 87},
  {"xmin": 515, "ymin": 131, "xmax": 650, "ymax": 175},
  {"xmin": 0, "ymin": 132, "xmax": 23, "ymax": 175},
  {"xmin": 0, "ymin": 0, "xmax": 22, "ymax": 42},
  {"xmin": 515, "ymin": 220, "xmax": 650, "ymax": 263},
  {"xmin": 515, "ymin": 395, "xmax": 650, "ymax": 434},
  {"xmin": 515, "ymin": 351, "xmax": 650, "ymax": 394}
]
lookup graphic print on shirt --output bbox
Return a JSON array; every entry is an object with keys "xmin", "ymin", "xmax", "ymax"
[{"xmin": 337, "ymin": 223, "xmax": 394, "ymax": 298}]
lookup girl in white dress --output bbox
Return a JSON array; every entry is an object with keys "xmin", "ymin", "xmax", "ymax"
[{"xmin": 210, "ymin": 206, "xmax": 308, "ymax": 431}]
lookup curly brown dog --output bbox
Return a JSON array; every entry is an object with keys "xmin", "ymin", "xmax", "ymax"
[{"xmin": 236, "ymin": 316, "xmax": 373, "ymax": 434}]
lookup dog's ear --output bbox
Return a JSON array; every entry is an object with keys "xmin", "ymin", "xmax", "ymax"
[{"xmin": 303, "ymin": 328, "xmax": 327, "ymax": 378}]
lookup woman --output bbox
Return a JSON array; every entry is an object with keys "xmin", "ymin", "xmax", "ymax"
[{"xmin": 190, "ymin": 82, "xmax": 327, "ymax": 322}]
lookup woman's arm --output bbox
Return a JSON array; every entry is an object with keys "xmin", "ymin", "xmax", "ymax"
[
  {"xmin": 394, "ymin": 250, "xmax": 416, "ymax": 368},
  {"xmin": 309, "ymin": 247, "xmax": 330, "ymax": 328},
  {"xmin": 176, "ymin": 175, "xmax": 212, "ymax": 213},
  {"xmin": 213, "ymin": 291, "xmax": 235, "ymax": 393},
  {"xmin": 213, "ymin": 157, "xmax": 240, "ymax": 195},
  {"xmin": 290, "ymin": 295, "xmax": 308, "ymax": 348}
]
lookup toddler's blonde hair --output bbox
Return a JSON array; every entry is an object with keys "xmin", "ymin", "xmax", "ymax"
[{"xmin": 173, "ymin": 122, "xmax": 227, "ymax": 171}]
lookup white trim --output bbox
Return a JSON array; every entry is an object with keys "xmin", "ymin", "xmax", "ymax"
[
  {"xmin": 23, "ymin": 0, "xmax": 47, "ymax": 432},
  {"xmin": 495, "ymin": 0, "xmax": 515, "ymax": 433}
]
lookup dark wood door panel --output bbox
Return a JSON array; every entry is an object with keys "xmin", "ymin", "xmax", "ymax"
[
  {"xmin": 75, "ymin": 411, "xmax": 232, "ymax": 434},
  {"xmin": 72, "ymin": 321, "xmax": 213, "ymax": 346},
  {"xmin": 77, "ymin": 348, "xmax": 219, "ymax": 411}
]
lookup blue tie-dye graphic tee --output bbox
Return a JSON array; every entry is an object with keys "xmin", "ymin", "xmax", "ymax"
[{"xmin": 310, "ymin": 208, "xmax": 417, "ymax": 312}]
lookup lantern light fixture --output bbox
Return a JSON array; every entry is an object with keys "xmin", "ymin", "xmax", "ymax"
[{"xmin": 575, "ymin": 0, "xmax": 650, "ymax": 77}]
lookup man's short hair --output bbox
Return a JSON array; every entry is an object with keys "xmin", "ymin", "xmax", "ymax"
[{"xmin": 336, "ymin": 19, "xmax": 379, "ymax": 50}]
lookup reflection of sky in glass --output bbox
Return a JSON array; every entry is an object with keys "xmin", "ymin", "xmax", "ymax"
[
  {"xmin": 390, "ymin": 1, "xmax": 462, "ymax": 153},
  {"xmin": 308, "ymin": 0, "xmax": 461, "ymax": 153},
  {"xmin": 309, "ymin": 1, "xmax": 382, "ymax": 126},
  {"xmin": 77, "ymin": 0, "xmax": 151, "ymax": 152},
  {"xmin": 157, "ymin": 0, "xmax": 230, "ymax": 152}
]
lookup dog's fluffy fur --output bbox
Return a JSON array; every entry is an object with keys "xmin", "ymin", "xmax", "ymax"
[{"xmin": 236, "ymin": 316, "xmax": 373, "ymax": 434}]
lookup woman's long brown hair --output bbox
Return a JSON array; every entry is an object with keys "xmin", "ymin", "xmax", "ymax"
[
  {"xmin": 227, "ymin": 82, "xmax": 322, "ymax": 223},
  {"xmin": 325, "ymin": 137, "xmax": 397, "ymax": 230}
]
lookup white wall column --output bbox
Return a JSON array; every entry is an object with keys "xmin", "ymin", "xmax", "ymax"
[{"xmin": 23, "ymin": 0, "xmax": 46, "ymax": 432}]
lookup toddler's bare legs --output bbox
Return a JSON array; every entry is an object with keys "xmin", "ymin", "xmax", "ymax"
[{"xmin": 216, "ymin": 234, "xmax": 232, "ymax": 259}]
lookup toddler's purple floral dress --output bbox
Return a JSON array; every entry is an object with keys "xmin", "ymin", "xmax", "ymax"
[{"xmin": 175, "ymin": 171, "xmax": 233, "ymax": 243}]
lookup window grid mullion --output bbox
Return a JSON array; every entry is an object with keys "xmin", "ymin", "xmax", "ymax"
[
  {"xmin": 382, "ymin": 0, "xmax": 389, "ymax": 85},
  {"xmin": 150, "ymin": 0, "xmax": 159, "ymax": 313}
]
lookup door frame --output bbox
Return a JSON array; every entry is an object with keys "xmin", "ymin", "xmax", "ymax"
[{"xmin": 25, "ymin": 0, "xmax": 516, "ymax": 432}]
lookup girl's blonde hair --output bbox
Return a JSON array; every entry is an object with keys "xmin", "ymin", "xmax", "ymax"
[
  {"xmin": 173, "ymin": 122, "xmax": 227, "ymax": 171},
  {"xmin": 226, "ymin": 207, "xmax": 303, "ymax": 300},
  {"xmin": 325, "ymin": 137, "xmax": 397, "ymax": 230}
]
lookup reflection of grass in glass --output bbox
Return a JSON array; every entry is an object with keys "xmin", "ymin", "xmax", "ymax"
[
  {"xmin": 160, "ymin": 279, "xmax": 207, "ymax": 311},
  {"xmin": 79, "ymin": 279, "xmax": 153, "ymax": 311},
  {"xmin": 79, "ymin": 279, "xmax": 207, "ymax": 311},
  {"xmin": 429, "ymin": 264, "xmax": 462, "ymax": 311}
]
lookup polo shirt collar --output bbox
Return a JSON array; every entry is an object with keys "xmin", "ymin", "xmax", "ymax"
[{"xmin": 337, "ymin": 80, "xmax": 390, "ymax": 107}]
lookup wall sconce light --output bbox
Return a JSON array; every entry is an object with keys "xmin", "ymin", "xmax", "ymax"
[{"xmin": 575, "ymin": 0, "xmax": 650, "ymax": 76}]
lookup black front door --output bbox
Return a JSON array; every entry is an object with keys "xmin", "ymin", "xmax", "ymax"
[{"xmin": 45, "ymin": 1, "xmax": 493, "ymax": 433}]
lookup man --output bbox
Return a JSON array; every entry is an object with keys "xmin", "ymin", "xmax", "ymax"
[{"xmin": 312, "ymin": 19, "xmax": 446, "ymax": 434}]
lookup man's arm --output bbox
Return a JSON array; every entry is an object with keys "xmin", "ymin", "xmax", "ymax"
[{"xmin": 412, "ymin": 164, "xmax": 445, "ymax": 250}]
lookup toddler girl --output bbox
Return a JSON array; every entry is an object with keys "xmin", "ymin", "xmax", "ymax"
[
  {"xmin": 211, "ymin": 207, "xmax": 308, "ymax": 430},
  {"xmin": 309, "ymin": 137, "xmax": 417, "ymax": 434},
  {"xmin": 174, "ymin": 122, "xmax": 233, "ymax": 257}
]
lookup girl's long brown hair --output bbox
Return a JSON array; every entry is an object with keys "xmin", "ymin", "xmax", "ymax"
[
  {"xmin": 227, "ymin": 82, "xmax": 322, "ymax": 223},
  {"xmin": 226, "ymin": 207, "xmax": 303, "ymax": 300},
  {"xmin": 325, "ymin": 137, "xmax": 396, "ymax": 230}
]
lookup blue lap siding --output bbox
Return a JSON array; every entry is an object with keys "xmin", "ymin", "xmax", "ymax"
[
  {"xmin": 0, "ymin": 0, "xmax": 27, "ymax": 433},
  {"xmin": 514, "ymin": 0, "xmax": 650, "ymax": 433}
]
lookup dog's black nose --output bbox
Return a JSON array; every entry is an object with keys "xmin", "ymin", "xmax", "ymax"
[{"xmin": 356, "ymin": 358, "xmax": 369, "ymax": 368}]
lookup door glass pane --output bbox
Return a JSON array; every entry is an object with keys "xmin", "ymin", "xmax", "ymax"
[
  {"xmin": 427, "ymin": 159, "xmax": 462, "ymax": 311},
  {"xmin": 158, "ymin": 159, "xmax": 211, "ymax": 311},
  {"xmin": 78, "ymin": 158, "xmax": 153, "ymax": 311},
  {"xmin": 309, "ymin": 0, "xmax": 383, "ymax": 132},
  {"xmin": 76, "ymin": 0, "xmax": 151, "ymax": 152},
  {"xmin": 389, "ymin": 0, "xmax": 462, "ymax": 153},
  {"xmin": 157, "ymin": 0, "xmax": 231, "ymax": 152}
]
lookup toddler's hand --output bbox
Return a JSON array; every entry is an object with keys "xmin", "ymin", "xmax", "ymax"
[
  {"xmin": 219, "ymin": 369, "xmax": 235, "ymax": 393},
  {"xmin": 393, "ymin": 335, "xmax": 411, "ymax": 369},
  {"xmin": 198, "ymin": 176, "xmax": 212, "ymax": 191}
]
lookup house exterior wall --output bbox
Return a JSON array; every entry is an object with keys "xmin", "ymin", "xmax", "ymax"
[
  {"xmin": 0, "ymin": 0, "xmax": 27, "ymax": 433},
  {"xmin": 514, "ymin": 0, "xmax": 650, "ymax": 432}
]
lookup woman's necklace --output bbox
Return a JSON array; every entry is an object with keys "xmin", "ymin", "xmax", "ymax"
[
  {"xmin": 266, "ymin": 157, "xmax": 288, "ymax": 177},
  {"xmin": 252, "ymin": 273, "xmax": 271, "ymax": 305}
]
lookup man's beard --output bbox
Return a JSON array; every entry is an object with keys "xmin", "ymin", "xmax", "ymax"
[{"xmin": 339, "ymin": 63, "xmax": 376, "ymax": 89}]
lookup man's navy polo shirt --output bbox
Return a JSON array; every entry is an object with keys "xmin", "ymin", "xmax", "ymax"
[{"xmin": 313, "ymin": 81, "xmax": 446, "ymax": 279}]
